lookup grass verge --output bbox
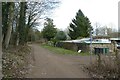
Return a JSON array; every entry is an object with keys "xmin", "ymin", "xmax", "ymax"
[{"xmin": 41, "ymin": 44, "xmax": 91, "ymax": 56}]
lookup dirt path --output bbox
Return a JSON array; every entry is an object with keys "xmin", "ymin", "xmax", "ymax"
[{"xmin": 26, "ymin": 44, "xmax": 95, "ymax": 78}]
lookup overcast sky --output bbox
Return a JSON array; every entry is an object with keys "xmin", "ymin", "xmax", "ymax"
[{"xmin": 50, "ymin": 0, "xmax": 119, "ymax": 31}]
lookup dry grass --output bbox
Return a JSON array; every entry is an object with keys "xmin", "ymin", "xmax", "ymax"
[{"xmin": 83, "ymin": 50, "xmax": 120, "ymax": 78}]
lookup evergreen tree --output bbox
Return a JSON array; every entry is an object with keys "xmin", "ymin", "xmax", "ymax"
[
  {"xmin": 55, "ymin": 31, "xmax": 67, "ymax": 40},
  {"xmin": 68, "ymin": 9, "xmax": 92, "ymax": 39},
  {"xmin": 42, "ymin": 18, "xmax": 57, "ymax": 41}
]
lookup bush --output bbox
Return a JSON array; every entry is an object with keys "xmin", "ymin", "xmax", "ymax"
[{"xmin": 55, "ymin": 31, "xmax": 67, "ymax": 41}]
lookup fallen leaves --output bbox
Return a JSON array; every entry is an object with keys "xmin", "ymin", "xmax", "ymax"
[{"xmin": 2, "ymin": 45, "xmax": 34, "ymax": 78}]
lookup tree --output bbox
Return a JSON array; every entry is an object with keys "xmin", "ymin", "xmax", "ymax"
[
  {"xmin": 42, "ymin": 18, "xmax": 57, "ymax": 41},
  {"xmin": 27, "ymin": 29, "xmax": 42, "ymax": 42},
  {"xmin": 68, "ymin": 9, "xmax": 92, "ymax": 39},
  {"xmin": 2, "ymin": 2, "xmax": 10, "ymax": 46},
  {"xmin": 107, "ymin": 28, "xmax": 119, "ymax": 38},
  {"xmin": 4, "ymin": 2, "xmax": 14, "ymax": 49},
  {"xmin": 25, "ymin": 1, "xmax": 59, "ymax": 42},
  {"xmin": 0, "ymin": 3, "xmax": 2, "ymax": 78},
  {"xmin": 94, "ymin": 22, "xmax": 101, "ymax": 36},
  {"xmin": 95, "ymin": 26, "xmax": 108, "ymax": 36},
  {"xmin": 95, "ymin": 26, "xmax": 116, "ymax": 37},
  {"xmin": 0, "ymin": 2, "xmax": 2, "ymax": 53},
  {"xmin": 2, "ymin": 1, "xmax": 60, "ymax": 48},
  {"xmin": 55, "ymin": 31, "xmax": 67, "ymax": 40},
  {"xmin": 18, "ymin": 2, "xmax": 27, "ymax": 45}
]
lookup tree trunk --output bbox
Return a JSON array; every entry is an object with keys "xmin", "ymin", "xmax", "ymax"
[
  {"xmin": 2, "ymin": 3, "xmax": 10, "ymax": 45},
  {"xmin": 0, "ymin": 2, "xmax": 3, "ymax": 78},
  {"xmin": 0, "ymin": 2, "xmax": 2, "ymax": 52},
  {"xmin": 18, "ymin": 2, "xmax": 26, "ymax": 45},
  {"xmin": 15, "ymin": 13, "xmax": 19, "ymax": 46},
  {"xmin": 1, "ymin": 34, "xmax": 4, "ymax": 45},
  {"xmin": 16, "ymin": 33, "xmax": 19, "ymax": 46},
  {"xmin": 4, "ymin": 3, "xmax": 14, "ymax": 49}
]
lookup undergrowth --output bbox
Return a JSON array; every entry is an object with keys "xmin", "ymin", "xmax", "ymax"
[
  {"xmin": 83, "ymin": 50, "xmax": 120, "ymax": 79},
  {"xmin": 2, "ymin": 45, "xmax": 33, "ymax": 78}
]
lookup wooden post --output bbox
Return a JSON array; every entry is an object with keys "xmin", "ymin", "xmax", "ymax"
[{"xmin": 97, "ymin": 53, "xmax": 101, "ymax": 67}]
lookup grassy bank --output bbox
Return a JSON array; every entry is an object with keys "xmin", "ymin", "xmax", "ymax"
[{"xmin": 41, "ymin": 44, "xmax": 91, "ymax": 56}]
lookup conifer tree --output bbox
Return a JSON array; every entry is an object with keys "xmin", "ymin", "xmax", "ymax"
[{"xmin": 68, "ymin": 9, "xmax": 92, "ymax": 39}]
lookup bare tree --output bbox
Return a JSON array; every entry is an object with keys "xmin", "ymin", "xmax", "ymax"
[
  {"xmin": 2, "ymin": 0, "xmax": 60, "ymax": 47},
  {"xmin": 0, "ymin": 3, "xmax": 2, "ymax": 78},
  {"xmin": 18, "ymin": 2, "xmax": 27, "ymax": 45},
  {"xmin": 95, "ymin": 22, "xmax": 101, "ymax": 36},
  {"xmin": 2, "ymin": 2, "xmax": 10, "ymax": 45},
  {"xmin": 25, "ymin": 0, "xmax": 59, "ymax": 42},
  {"xmin": 4, "ymin": 3, "xmax": 14, "ymax": 49},
  {"xmin": 0, "ymin": 2, "xmax": 2, "ymax": 52}
]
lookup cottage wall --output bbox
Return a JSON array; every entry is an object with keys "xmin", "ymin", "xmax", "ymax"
[
  {"xmin": 110, "ymin": 41, "xmax": 117, "ymax": 52},
  {"xmin": 91, "ymin": 43, "xmax": 114, "ymax": 53}
]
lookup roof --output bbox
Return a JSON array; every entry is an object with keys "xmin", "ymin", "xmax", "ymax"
[
  {"xmin": 61, "ymin": 38, "xmax": 111, "ymax": 44},
  {"xmin": 93, "ymin": 36, "xmax": 110, "ymax": 39},
  {"xmin": 110, "ymin": 38, "xmax": 120, "ymax": 41},
  {"xmin": 61, "ymin": 40, "xmax": 83, "ymax": 43},
  {"xmin": 84, "ymin": 39, "xmax": 111, "ymax": 44}
]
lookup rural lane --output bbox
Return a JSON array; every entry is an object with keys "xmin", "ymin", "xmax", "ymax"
[{"xmin": 26, "ymin": 44, "xmax": 95, "ymax": 78}]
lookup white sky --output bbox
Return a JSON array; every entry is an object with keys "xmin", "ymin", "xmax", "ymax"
[{"xmin": 51, "ymin": 0, "xmax": 119, "ymax": 31}]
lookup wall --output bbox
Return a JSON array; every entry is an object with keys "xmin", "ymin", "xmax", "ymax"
[
  {"xmin": 91, "ymin": 43, "xmax": 114, "ymax": 53},
  {"xmin": 56, "ymin": 42, "xmax": 78, "ymax": 51},
  {"xmin": 56, "ymin": 42, "xmax": 115, "ymax": 53}
]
